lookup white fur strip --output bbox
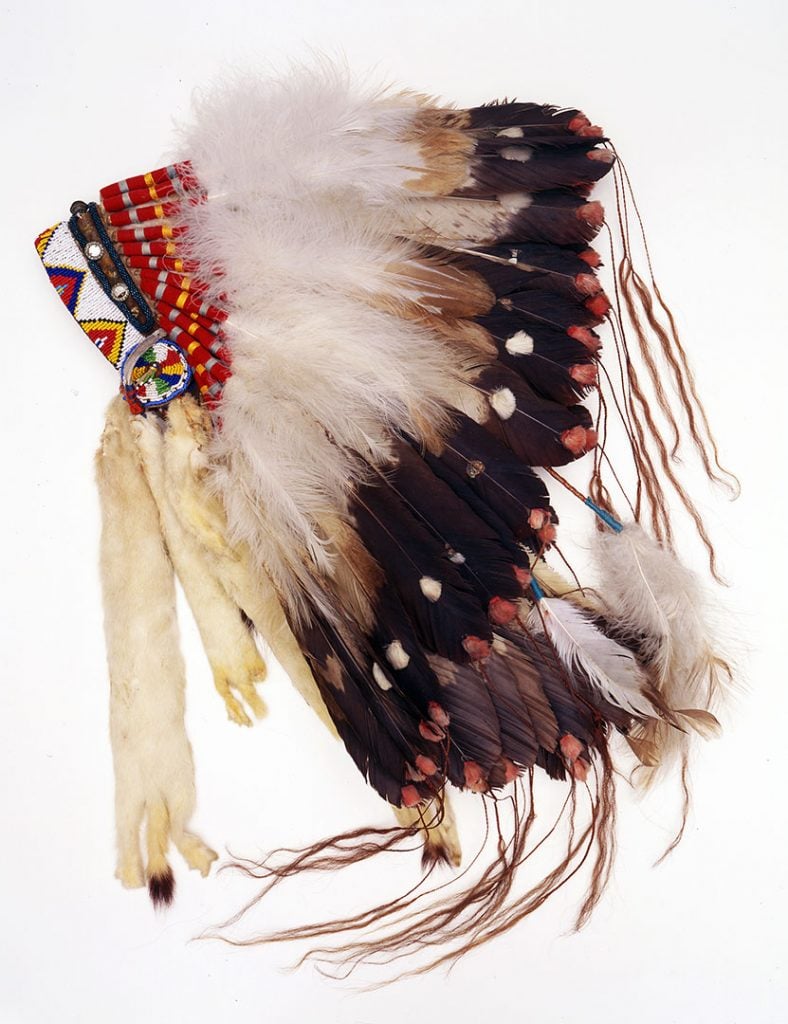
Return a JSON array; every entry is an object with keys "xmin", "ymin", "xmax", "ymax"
[
  {"xmin": 161, "ymin": 396, "xmax": 339, "ymax": 739},
  {"xmin": 95, "ymin": 398, "xmax": 217, "ymax": 889},
  {"xmin": 131, "ymin": 406, "xmax": 268, "ymax": 728}
]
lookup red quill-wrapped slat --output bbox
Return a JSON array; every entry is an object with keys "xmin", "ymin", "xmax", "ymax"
[
  {"xmin": 122, "ymin": 254, "xmax": 201, "ymax": 273},
  {"xmin": 107, "ymin": 200, "xmax": 182, "ymax": 227},
  {"xmin": 145, "ymin": 283, "xmax": 227, "ymax": 323},
  {"xmin": 99, "ymin": 162, "xmax": 198, "ymax": 202},
  {"xmin": 154, "ymin": 302, "xmax": 224, "ymax": 351},
  {"xmin": 113, "ymin": 224, "xmax": 186, "ymax": 243}
]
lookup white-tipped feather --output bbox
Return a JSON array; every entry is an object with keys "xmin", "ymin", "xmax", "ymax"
[{"xmin": 527, "ymin": 597, "xmax": 657, "ymax": 719}]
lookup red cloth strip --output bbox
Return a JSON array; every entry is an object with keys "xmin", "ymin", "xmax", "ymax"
[
  {"xmin": 178, "ymin": 336, "xmax": 231, "ymax": 383},
  {"xmin": 141, "ymin": 280, "xmax": 227, "ymax": 323},
  {"xmin": 137, "ymin": 269, "xmax": 207, "ymax": 296},
  {"xmin": 156, "ymin": 303, "xmax": 225, "ymax": 354},
  {"xmin": 168, "ymin": 323, "xmax": 231, "ymax": 365},
  {"xmin": 95, "ymin": 160, "xmax": 232, "ymax": 403},
  {"xmin": 188, "ymin": 361, "xmax": 218, "ymax": 394},
  {"xmin": 155, "ymin": 297, "xmax": 222, "ymax": 335},
  {"xmin": 123, "ymin": 254, "xmax": 202, "ymax": 273},
  {"xmin": 107, "ymin": 200, "xmax": 182, "ymax": 227},
  {"xmin": 102, "ymin": 182, "xmax": 180, "ymax": 212},
  {"xmin": 116, "ymin": 240, "xmax": 178, "ymax": 257},
  {"xmin": 99, "ymin": 163, "xmax": 195, "ymax": 202},
  {"xmin": 113, "ymin": 225, "xmax": 187, "ymax": 243}
]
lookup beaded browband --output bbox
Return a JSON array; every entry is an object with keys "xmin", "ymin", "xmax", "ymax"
[{"xmin": 35, "ymin": 163, "xmax": 230, "ymax": 413}]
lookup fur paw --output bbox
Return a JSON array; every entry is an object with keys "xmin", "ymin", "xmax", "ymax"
[
  {"xmin": 115, "ymin": 851, "xmax": 146, "ymax": 890},
  {"xmin": 213, "ymin": 652, "xmax": 268, "ymax": 726},
  {"xmin": 176, "ymin": 833, "xmax": 218, "ymax": 877},
  {"xmin": 121, "ymin": 802, "xmax": 218, "ymax": 907}
]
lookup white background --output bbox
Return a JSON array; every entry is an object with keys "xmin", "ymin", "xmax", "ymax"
[{"xmin": 1, "ymin": 1, "xmax": 786, "ymax": 1021}]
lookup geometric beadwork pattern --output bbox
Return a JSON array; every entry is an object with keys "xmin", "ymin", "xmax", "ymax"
[
  {"xmin": 46, "ymin": 265, "xmax": 86, "ymax": 315},
  {"xmin": 36, "ymin": 161, "xmax": 233, "ymax": 411},
  {"xmin": 36, "ymin": 221, "xmax": 147, "ymax": 370},
  {"xmin": 121, "ymin": 337, "xmax": 192, "ymax": 413},
  {"xmin": 81, "ymin": 319, "xmax": 128, "ymax": 365}
]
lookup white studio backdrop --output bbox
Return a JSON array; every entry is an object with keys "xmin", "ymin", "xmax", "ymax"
[{"xmin": 1, "ymin": 1, "xmax": 785, "ymax": 1021}]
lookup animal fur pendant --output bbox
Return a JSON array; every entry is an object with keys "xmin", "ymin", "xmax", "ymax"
[{"xmin": 35, "ymin": 62, "xmax": 733, "ymax": 976}]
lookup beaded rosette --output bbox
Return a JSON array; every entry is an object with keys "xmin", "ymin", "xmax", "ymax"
[{"xmin": 35, "ymin": 164, "xmax": 230, "ymax": 414}]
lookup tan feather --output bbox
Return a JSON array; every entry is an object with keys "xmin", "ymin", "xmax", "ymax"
[{"xmin": 402, "ymin": 107, "xmax": 474, "ymax": 195}]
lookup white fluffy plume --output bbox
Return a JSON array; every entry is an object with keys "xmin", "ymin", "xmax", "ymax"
[
  {"xmin": 177, "ymin": 66, "xmax": 477, "ymax": 616},
  {"xmin": 592, "ymin": 523, "xmax": 727, "ymax": 709},
  {"xmin": 591, "ymin": 523, "xmax": 725, "ymax": 776},
  {"xmin": 527, "ymin": 596, "xmax": 657, "ymax": 719}
]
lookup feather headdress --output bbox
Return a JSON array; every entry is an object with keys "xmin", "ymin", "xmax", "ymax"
[{"xmin": 36, "ymin": 62, "xmax": 735, "ymax": 977}]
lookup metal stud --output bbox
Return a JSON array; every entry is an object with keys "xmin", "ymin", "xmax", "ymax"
[
  {"xmin": 85, "ymin": 241, "xmax": 103, "ymax": 260},
  {"xmin": 111, "ymin": 282, "xmax": 130, "ymax": 302},
  {"xmin": 466, "ymin": 460, "xmax": 485, "ymax": 478}
]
